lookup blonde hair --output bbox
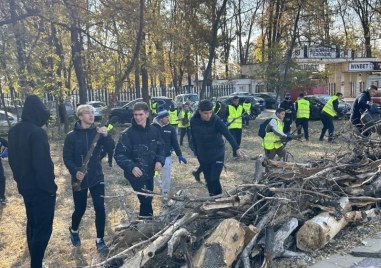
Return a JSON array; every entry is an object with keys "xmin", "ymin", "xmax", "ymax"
[{"xmin": 76, "ymin": 104, "xmax": 95, "ymax": 117}]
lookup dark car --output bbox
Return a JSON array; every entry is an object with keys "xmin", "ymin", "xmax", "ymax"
[
  {"xmin": 217, "ymin": 95, "xmax": 261, "ymax": 121},
  {"xmin": 304, "ymin": 95, "xmax": 350, "ymax": 120},
  {"xmin": 253, "ymin": 92, "xmax": 278, "ymax": 109},
  {"xmin": 229, "ymin": 92, "xmax": 266, "ymax": 110},
  {"xmin": 108, "ymin": 96, "xmax": 176, "ymax": 124}
]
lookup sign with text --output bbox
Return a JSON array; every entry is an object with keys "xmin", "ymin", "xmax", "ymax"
[
  {"xmin": 293, "ymin": 46, "xmax": 352, "ymax": 59},
  {"xmin": 348, "ymin": 62, "xmax": 377, "ymax": 72},
  {"xmin": 308, "ymin": 46, "xmax": 336, "ymax": 58}
]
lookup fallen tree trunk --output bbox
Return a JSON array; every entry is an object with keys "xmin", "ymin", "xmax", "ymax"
[{"xmin": 192, "ymin": 218, "xmax": 246, "ymax": 268}]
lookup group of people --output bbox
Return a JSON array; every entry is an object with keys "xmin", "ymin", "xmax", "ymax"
[{"xmin": 3, "ymin": 85, "xmax": 380, "ymax": 267}]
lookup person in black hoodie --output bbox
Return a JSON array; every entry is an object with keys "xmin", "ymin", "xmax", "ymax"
[
  {"xmin": 8, "ymin": 95, "xmax": 57, "ymax": 268},
  {"xmin": 114, "ymin": 102, "xmax": 165, "ymax": 219},
  {"xmin": 152, "ymin": 110, "xmax": 186, "ymax": 194},
  {"xmin": 63, "ymin": 104, "xmax": 114, "ymax": 254},
  {"xmin": 350, "ymin": 85, "xmax": 378, "ymax": 133},
  {"xmin": 279, "ymin": 95, "xmax": 295, "ymax": 134},
  {"xmin": 190, "ymin": 100, "xmax": 244, "ymax": 196}
]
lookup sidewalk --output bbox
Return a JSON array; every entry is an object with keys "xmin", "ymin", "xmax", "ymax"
[{"xmin": 310, "ymin": 232, "xmax": 381, "ymax": 268}]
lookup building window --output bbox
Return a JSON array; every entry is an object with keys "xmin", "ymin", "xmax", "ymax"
[
  {"xmin": 255, "ymin": 84, "xmax": 265, "ymax": 92},
  {"xmin": 328, "ymin": 83, "xmax": 336, "ymax": 95},
  {"xmin": 350, "ymin": 82, "xmax": 356, "ymax": 97},
  {"xmin": 359, "ymin": 81, "xmax": 365, "ymax": 92}
]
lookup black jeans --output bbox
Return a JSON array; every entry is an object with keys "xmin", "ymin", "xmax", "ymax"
[
  {"xmin": 0, "ymin": 160, "xmax": 5, "ymax": 199},
  {"xmin": 23, "ymin": 192, "xmax": 56, "ymax": 268},
  {"xmin": 71, "ymin": 182, "xmax": 106, "ymax": 238},
  {"xmin": 296, "ymin": 118, "xmax": 309, "ymax": 140},
  {"xmin": 229, "ymin": 128, "xmax": 242, "ymax": 156},
  {"xmin": 283, "ymin": 117, "xmax": 292, "ymax": 134},
  {"xmin": 179, "ymin": 127, "xmax": 191, "ymax": 146},
  {"xmin": 199, "ymin": 156, "xmax": 225, "ymax": 196},
  {"xmin": 320, "ymin": 112, "xmax": 334, "ymax": 141},
  {"xmin": 127, "ymin": 174, "xmax": 154, "ymax": 217}
]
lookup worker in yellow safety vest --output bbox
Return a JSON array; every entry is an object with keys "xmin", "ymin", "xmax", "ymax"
[
  {"xmin": 168, "ymin": 104, "xmax": 179, "ymax": 134},
  {"xmin": 295, "ymin": 93, "xmax": 310, "ymax": 141},
  {"xmin": 262, "ymin": 108, "xmax": 291, "ymax": 161},
  {"xmin": 226, "ymin": 96, "xmax": 245, "ymax": 157},
  {"xmin": 319, "ymin": 92, "xmax": 343, "ymax": 142},
  {"xmin": 242, "ymin": 99, "xmax": 252, "ymax": 127},
  {"xmin": 148, "ymin": 96, "xmax": 157, "ymax": 117},
  {"xmin": 178, "ymin": 103, "xmax": 192, "ymax": 146}
]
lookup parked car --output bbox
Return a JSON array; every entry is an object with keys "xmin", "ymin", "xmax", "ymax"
[
  {"xmin": 229, "ymin": 92, "xmax": 266, "ymax": 110},
  {"xmin": 253, "ymin": 92, "xmax": 278, "ymax": 109},
  {"xmin": 217, "ymin": 95, "xmax": 261, "ymax": 121},
  {"xmin": 304, "ymin": 95, "xmax": 350, "ymax": 120},
  {"xmin": 108, "ymin": 97, "xmax": 176, "ymax": 124},
  {"xmin": 87, "ymin": 101, "xmax": 106, "ymax": 120},
  {"xmin": 45, "ymin": 100, "xmax": 75, "ymax": 121},
  {"xmin": 175, "ymin": 93, "xmax": 199, "ymax": 110},
  {"xmin": 0, "ymin": 110, "xmax": 17, "ymax": 134}
]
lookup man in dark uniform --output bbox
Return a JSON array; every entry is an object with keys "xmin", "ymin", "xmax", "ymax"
[
  {"xmin": 350, "ymin": 85, "xmax": 378, "ymax": 133},
  {"xmin": 8, "ymin": 95, "xmax": 57, "ymax": 268},
  {"xmin": 279, "ymin": 95, "xmax": 295, "ymax": 134}
]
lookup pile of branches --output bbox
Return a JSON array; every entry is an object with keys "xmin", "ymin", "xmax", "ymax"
[{"xmin": 93, "ymin": 129, "xmax": 381, "ymax": 268}]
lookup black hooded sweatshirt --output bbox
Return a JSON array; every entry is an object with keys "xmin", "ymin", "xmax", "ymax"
[
  {"xmin": 190, "ymin": 113, "xmax": 239, "ymax": 164},
  {"xmin": 8, "ymin": 95, "xmax": 57, "ymax": 196},
  {"xmin": 63, "ymin": 121, "xmax": 114, "ymax": 189}
]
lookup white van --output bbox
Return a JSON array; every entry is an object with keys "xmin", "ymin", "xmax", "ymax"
[{"xmin": 175, "ymin": 93, "xmax": 199, "ymax": 110}]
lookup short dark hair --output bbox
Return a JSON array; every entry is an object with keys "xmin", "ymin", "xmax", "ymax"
[
  {"xmin": 232, "ymin": 95, "xmax": 239, "ymax": 100},
  {"xmin": 369, "ymin": 85, "xmax": 378, "ymax": 91},
  {"xmin": 299, "ymin": 93, "xmax": 304, "ymax": 98},
  {"xmin": 276, "ymin": 108, "xmax": 285, "ymax": 114},
  {"xmin": 133, "ymin": 102, "xmax": 149, "ymax": 112},
  {"xmin": 336, "ymin": 92, "xmax": 343, "ymax": 97},
  {"xmin": 198, "ymin": 100, "xmax": 213, "ymax": 111}
]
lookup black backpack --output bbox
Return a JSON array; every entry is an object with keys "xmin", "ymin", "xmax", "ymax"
[{"xmin": 258, "ymin": 118, "xmax": 272, "ymax": 139}]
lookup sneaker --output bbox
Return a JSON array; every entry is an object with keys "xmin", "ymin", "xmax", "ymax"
[
  {"xmin": 192, "ymin": 170, "xmax": 200, "ymax": 182},
  {"xmin": 0, "ymin": 198, "xmax": 6, "ymax": 205},
  {"xmin": 69, "ymin": 228, "xmax": 81, "ymax": 247},
  {"xmin": 96, "ymin": 238, "xmax": 109, "ymax": 254}
]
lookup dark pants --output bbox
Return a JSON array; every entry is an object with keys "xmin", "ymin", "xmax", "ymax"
[
  {"xmin": 127, "ymin": 175, "xmax": 154, "ymax": 217},
  {"xmin": 229, "ymin": 128, "xmax": 242, "ymax": 156},
  {"xmin": 243, "ymin": 117, "xmax": 250, "ymax": 126},
  {"xmin": 100, "ymin": 139, "xmax": 116, "ymax": 166},
  {"xmin": 320, "ymin": 112, "xmax": 334, "ymax": 141},
  {"xmin": 265, "ymin": 146, "xmax": 286, "ymax": 161},
  {"xmin": 296, "ymin": 118, "xmax": 309, "ymax": 140},
  {"xmin": 179, "ymin": 127, "xmax": 191, "ymax": 146},
  {"xmin": 199, "ymin": 156, "xmax": 224, "ymax": 196},
  {"xmin": 283, "ymin": 118, "xmax": 292, "ymax": 134},
  {"xmin": 71, "ymin": 182, "xmax": 106, "ymax": 238},
  {"xmin": 0, "ymin": 160, "xmax": 5, "ymax": 199},
  {"xmin": 23, "ymin": 192, "xmax": 56, "ymax": 268}
]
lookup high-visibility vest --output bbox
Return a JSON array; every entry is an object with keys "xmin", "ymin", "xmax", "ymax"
[
  {"xmin": 178, "ymin": 111, "xmax": 192, "ymax": 128},
  {"xmin": 262, "ymin": 118, "xmax": 284, "ymax": 150},
  {"xmin": 149, "ymin": 100, "xmax": 157, "ymax": 114},
  {"xmin": 322, "ymin": 96, "xmax": 338, "ymax": 117},
  {"xmin": 227, "ymin": 105, "xmax": 243, "ymax": 129},
  {"xmin": 169, "ymin": 110, "xmax": 179, "ymax": 125},
  {"xmin": 106, "ymin": 124, "xmax": 114, "ymax": 131},
  {"xmin": 296, "ymin": 99, "xmax": 310, "ymax": 119},
  {"xmin": 242, "ymin": 102, "xmax": 251, "ymax": 115}
]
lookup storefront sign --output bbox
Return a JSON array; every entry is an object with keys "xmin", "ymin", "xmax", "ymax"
[
  {"xmin": 348, "ymin": 62, "xmax": 374, "ymax": 72},
  {"xmin": 308, "ymin": 47, "xmax": 336, "ymax": 58}
]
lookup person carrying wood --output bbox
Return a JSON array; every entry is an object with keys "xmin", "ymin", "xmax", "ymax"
[
  {"xmin": 63, "ymin": 104, "xmax": 114, "ymax": 254},
  {"xmin": 319, "ymin": 92, "xmax": 343, "ymax": 142},
  {"xmin": 262, "ymin": 108, "xmax": 291, "ymax": 161},
  {"xmin": 114, "ymin": 102, "xmax": 165, "ymax": 219},
  {"xmin": 295, "ymin": 93, "xmax": 310, "ymax": 141},
  {"xmin": 190, "ymin": 100, "xmax": 244, "ymax": 196}
]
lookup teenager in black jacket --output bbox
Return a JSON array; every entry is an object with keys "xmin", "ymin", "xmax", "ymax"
[
  {"xmin": 114, "ymin": 102, "xmax": 165, "ymax": 219},
  {"xmin": 152, "ymin": 110, "xmax": 186, "ymax": 194},
  {"xmin": 8, "ymin": 95, "xmax": 57, "ymax": 268},
  {"xmin": 190, "ymin": 100, "xmax": 244, "ymax": 196},
  {"xmin": 63, "ymin": 104, "xmax": 114, "ymax": 254}
]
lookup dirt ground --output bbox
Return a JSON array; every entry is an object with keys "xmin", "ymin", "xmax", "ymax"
[{"xmin": 0, "ymin": 117, "xmax": 372, "ymax": 267}]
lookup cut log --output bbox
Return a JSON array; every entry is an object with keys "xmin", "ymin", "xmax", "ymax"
[
  {"xmin": 297, "ymin": 211, "xmax": 348, "ymax": 252},
  {"xmin": 201, "ymin": 194, "xmax": 253, "ymax": 212},
  {"xmin": 192, "ymin": 218, "xmax": 246, "ymax": 268},
  {"xmin": 167, "ymin": 228, "xmax": 194, "ymax": 258},
  {"xmin": 296, "ymin": 198, "xmax": 350, "ymax": 252}
]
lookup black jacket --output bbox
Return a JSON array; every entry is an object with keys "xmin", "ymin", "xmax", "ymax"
[
  {"xmin": 8, "ymin": 95, "xmax": 57, "ymax": 196},
  {"xmin": 351, "ymin": 91, "xmax": 371, "ymax": 123},
  {"xmin": 279, "ymin": 100, "xmax": 295, "ymax": 121},
  {"xmin": 190, "ymin": 113, "xmax": 239, "ymax": 164},
  {"xmin": 114, "ymin": 118, "xmax": 165, "ymax": 179},
  {"xmin": 63, "ymin": 121, "xmax": 114, "ymax": 189},
  {"xmin": 152, "ymin": 117, "xmax": 182, "ymax": 157}
]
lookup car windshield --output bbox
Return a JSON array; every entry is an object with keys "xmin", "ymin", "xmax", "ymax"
[
  {"xmin": 90, "ymin": 102, "xmax": 105, "ymax": 108},
  {"xmin": 186, "ymin": 95, "xmax": 199, "ymax": 102}
]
